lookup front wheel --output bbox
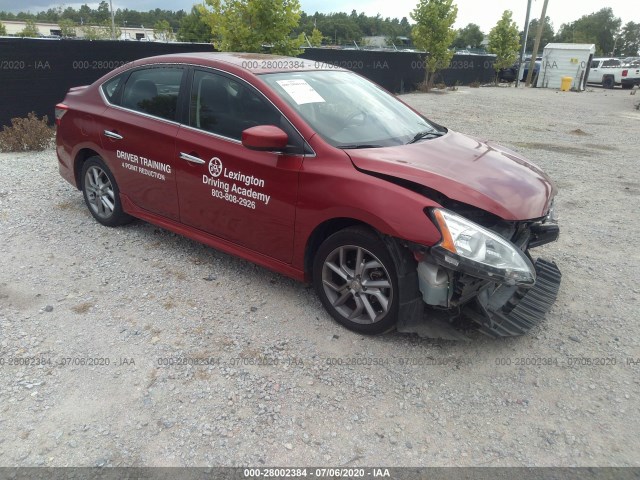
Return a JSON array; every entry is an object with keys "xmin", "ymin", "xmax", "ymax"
[
  {"xmin": 81, "ymin": 156, "xmax": 132, "ymax": 227},
  {"xmin": 313, "ymin": 227, "xmax": 399, "ymax": 334}
]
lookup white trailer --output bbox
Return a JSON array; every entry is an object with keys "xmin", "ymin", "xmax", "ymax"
[{"xmin": 537, "ymin": 43, "xmax": 596, "ymax": 90}]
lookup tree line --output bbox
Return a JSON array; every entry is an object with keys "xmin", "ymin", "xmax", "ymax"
[
  {"xmin": 1, "ymin": 2, "xmax": 637, "ymax": 57},
  {"xmin": 2, "ymin": 0, "xmax": 638, "ymax": 91},
  {"xmin": 453, "ymin": 8, "xmax": 639, "ymax": 58},
  {"xmin": 0, "ymin": 1, "xmax": 411, "ymax": 45}
]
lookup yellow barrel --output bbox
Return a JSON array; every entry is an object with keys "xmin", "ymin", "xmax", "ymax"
[{"xmin": 560, "ymin": 76, "xmax": 573, "ymax": 91}]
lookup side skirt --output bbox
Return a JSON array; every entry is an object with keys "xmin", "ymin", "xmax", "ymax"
[{"xmin": 120, "ymin": 194, "xmax": 306, "ymax": 282}]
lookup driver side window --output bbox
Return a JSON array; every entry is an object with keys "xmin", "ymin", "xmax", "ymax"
[
  {"xmin": 189, "ymin": 69, "xmax": 309, "ymax": 154},
  {"xmin": 190, "ymin": 70, "xmax": 279, "ymax": 140}
]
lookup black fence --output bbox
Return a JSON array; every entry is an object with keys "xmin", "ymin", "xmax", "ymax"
[
  {"xmin": 0, "ymin": 38, "xmax": 496, "ymax": 127},
  {"xmin": 0, "ymin": 38, "xmax": 215, "ymax": 127},
  {"xmin": 300, "ymin": 49, "xmax": 496, "ymax": 93}
]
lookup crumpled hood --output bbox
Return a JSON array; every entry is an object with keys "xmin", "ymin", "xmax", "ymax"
[{"xmin": 347, "ymin": 130, "xmax": 556, "ymax": 220}]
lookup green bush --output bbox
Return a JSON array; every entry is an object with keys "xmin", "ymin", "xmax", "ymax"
[{"xmin": 0, "ymin": 112, "xmax": 54, "ymax": 152}]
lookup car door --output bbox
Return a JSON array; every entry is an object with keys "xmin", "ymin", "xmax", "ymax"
[
  {"xmin": 100, "ymin": 65, "xmax": 184, "ymax": 220},
  {"xmin": 588, "ymin": 60, "xmax": 604, "ymax": 84},
  {"xmin": 174, "ymin": 68, "xmax": 308, "ymax": 263}
]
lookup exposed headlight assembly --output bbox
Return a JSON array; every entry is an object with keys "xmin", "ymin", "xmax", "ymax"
[{"xmin": 430, "ymin": 208, "xmax": 536, "ymax": 286}]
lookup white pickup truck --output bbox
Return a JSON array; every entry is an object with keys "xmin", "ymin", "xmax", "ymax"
[{"xmin": 587, "ymin": 57, "xmax": 640, "ymax": 89}]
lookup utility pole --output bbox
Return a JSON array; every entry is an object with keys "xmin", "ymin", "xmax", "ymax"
[
  {"xmin": 611, "ymin": 36, "xmax": 618, "ymax": 56},
  {"xmin": 109, "ymin": 0, "xmax": 116, "ymax": 40},
  {"xmin": 525, "ymin": 0, "xmax": 549, "ymax": 87},
  {"xmin": 515, "ymin": 0, "xmax": 533, "ymax": 88}
]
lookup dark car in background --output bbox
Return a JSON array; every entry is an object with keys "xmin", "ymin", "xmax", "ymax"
[
  {"xmin": 522, "ymin": 57, "xmax": 542, "ymax": 82},
  {"xmin": 498, "ymin": 64, "xmax": 518, "ymax": 83},
  {"xmin": 498, "ymin": 57, "xmax": 541, "ymax": 83}
]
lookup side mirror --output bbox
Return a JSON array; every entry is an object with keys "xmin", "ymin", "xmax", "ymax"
[{"xmin": 242, "ymin": 125, "xmax": 288, "ymax": 152}]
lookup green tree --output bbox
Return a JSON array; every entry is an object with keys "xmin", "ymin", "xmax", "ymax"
[
  {"xmin": 80, "ymin": 22, "xmax": 119, "ymax": 40},
  {"xmin": 488, "ymin": 10, "xmax": 520, "ymax": 83},
  {"xmin": 617, "ymin": 21, "xmax": 640, "ymax": 56},
  {"xmin": 453, "ymin": 23, "xmax": 484, "ymax": 49},
  {"xmin": 78, "ymin": 4, "xmax": 94, "ymax": 24},
  {"xmin": 153, "ymin": 19, "xmax": 175, "ymax": 41},
  {"xmin": 556, "ymin": 8, "xmax": 621, "ymax": 55},
  {"xmin": 310, "ymin": 12, "xmax": 362, "ymax": 45},
  {"xmin": 308, "ymin": 27, "xmax": 323, "ymax": 46},
  {"xmin": 521, "ymin": 17, "xmax": 554, "ymax": 52},
  {"xmin": 58, "ymin": 18, "xmax": 77, "ymax": 37},
  {"xmin": 103, "ymin": 20, "xmax": 121, "ymax": 39},
  {"xmin": 410, "ymin": 0, "xmax": 458, "ymax": 90},
  {"xmin": 19, "ymin": 19, "xmax": 39, "ymax": 37},
  {"xmin": 117, "ymin": 8, "xmax": 141, "ymax": 27},
  {"xmin": 177, "ymin": 6, "xmax": 212, "ymax": 42},
  {"xmin": 0, "ymin": 21, "xmax": 7, "ymax": 36},
  {"xmin": 200, "ymin": 0, "xmax": 303, "ymax": 55},
  {"xmin": 96, "ymin": 1, "xmax": 110, "ymax": 23},
  {"xmin": 61, "ymin": 7, "xmax": 80, "ymax": 23}
]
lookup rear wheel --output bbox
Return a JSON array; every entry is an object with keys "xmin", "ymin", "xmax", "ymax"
[
  {"xmin": 621, "ymin": 83, "xmax": 634, "ymax": 90},
  {"xmin": 602, "ymin": 76, "xmax": 615, "ymax": 89},
  {"xmin": 313, "ymin": 227, "xmax": 399, "ymax": 334},
  {"xmin": 81, "ymin": 156, "xmax": 132, "ymax": 227}
]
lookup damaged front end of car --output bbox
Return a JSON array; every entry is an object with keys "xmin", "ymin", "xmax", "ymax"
[
  {"xmin": 400, "ymin": 200, "xmax": 561, "ymax": 339},
  {"xmin": 345, "ymin": 129, "xmax": 562, "ymax": 338}
]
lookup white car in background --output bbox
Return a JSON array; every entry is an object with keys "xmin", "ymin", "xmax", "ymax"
[{"xmin": 587, "ymin": 57, "xmax": 640, "ymax": 89}]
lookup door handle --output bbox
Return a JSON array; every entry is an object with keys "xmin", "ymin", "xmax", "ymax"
[
  {"xmin": 103, "ymin": 130, "xmax": 123, "ymax": 140},
  {"xmin": 179, "ymin": 152, "xmax": 205, "ymax": 165}
]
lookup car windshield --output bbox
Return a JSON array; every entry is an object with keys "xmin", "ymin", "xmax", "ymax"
[{"xmin": 260, "ymin": 70, "xmax": 444, "ymax": 148}]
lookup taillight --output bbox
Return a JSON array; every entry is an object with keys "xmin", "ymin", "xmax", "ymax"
[
  {"xmin": 622, "ymin": 69, "xmax": 628, "ymax": 77},
  {"xmin": 55, "ymin": 103, "xmax": 68, "ymax": 126}
]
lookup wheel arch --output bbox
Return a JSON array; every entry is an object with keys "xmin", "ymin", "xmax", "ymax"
[
  {"xmin": 302, "ymin": 216, "xmax": 421, "ymax": 280},
  {"xmin": 73, "ymin": 148, "xmax": 102, "ymax": 189},
  {"xmin": 602, "ymin": 74, "xmax": 615, "ymax": 88},
  {"xmin": 303, "ymin": 217, "xmax": 371, "ymax": 281},
  {"xmin": 306, "ymin": 217, "xmax": 424, "ymax": 332}
]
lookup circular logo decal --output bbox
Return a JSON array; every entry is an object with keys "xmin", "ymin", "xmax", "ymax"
[{"xmin": 208, "ymin": 157, "xmax": 223, "ymax": 178}]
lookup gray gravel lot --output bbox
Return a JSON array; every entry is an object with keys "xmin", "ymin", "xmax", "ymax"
[{"xmin": 1, "ymin": 85, "xmax": 639, "ymax": 467}]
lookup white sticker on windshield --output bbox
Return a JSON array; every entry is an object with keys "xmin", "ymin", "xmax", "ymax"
[{"xmin": 276, "ymin": 79, "xmax": 325, "ymax": 105}]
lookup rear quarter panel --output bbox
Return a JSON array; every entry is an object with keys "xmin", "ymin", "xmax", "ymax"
[{"xmin": 56, "ymin": 86, "xmax": 108, "ymax": 188}]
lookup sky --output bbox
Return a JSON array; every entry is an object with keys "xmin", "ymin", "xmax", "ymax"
[{"xmin": 0, "ymin": 0, "xmax": 637, "ymax": 33}]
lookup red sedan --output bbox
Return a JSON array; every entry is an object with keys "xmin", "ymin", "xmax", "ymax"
[{"xmin": 56, "ymin": 52, "xmax": 561, "ymax": 338}]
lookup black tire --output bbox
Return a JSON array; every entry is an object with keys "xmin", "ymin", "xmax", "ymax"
[
  {"xmin": 621, "ymin": 83, "xmax": 634, "ymax": 90},
  {"xmin": 313, "ymin": 226, "xmax": 400, "ymax": 334},
  {"xmin": 602, "ymin": 76, "xmax": 615, "ymax": 89},
  {"xmin": 80, "ymin": 156, "xmax": 132, "ymax": 227}
]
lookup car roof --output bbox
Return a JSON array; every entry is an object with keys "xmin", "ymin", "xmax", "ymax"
[{"xmin": 129, "ymin": 52, "xmax": 337, "ymax": 75}]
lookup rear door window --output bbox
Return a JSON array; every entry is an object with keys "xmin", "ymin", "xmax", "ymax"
[{"xmin": 120, "ymin": 66, "xmax": 184, "ymax": 121}]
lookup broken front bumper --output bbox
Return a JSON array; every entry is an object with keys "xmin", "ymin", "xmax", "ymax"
[{"xmin": 463, "ymin": 258, "xmax": 562, "ymax": 338}]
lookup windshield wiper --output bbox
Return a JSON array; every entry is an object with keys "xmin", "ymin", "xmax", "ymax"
[
  {"xmin": 336, "ymin": 144, "xmax": 383, "ymax": 149},
  {"xmin": 408, "ymin": 130, "xmax": 445, "ymax": 144}
]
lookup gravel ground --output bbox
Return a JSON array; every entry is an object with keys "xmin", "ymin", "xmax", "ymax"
[{"xmin": 0, "ymin": 84, "xmax": 639, "ymax": 468}]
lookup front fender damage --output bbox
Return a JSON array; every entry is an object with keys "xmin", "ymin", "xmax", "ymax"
[{"xmin": 388, "ymin": 233, "xmax": 561, "ymax": 340}]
